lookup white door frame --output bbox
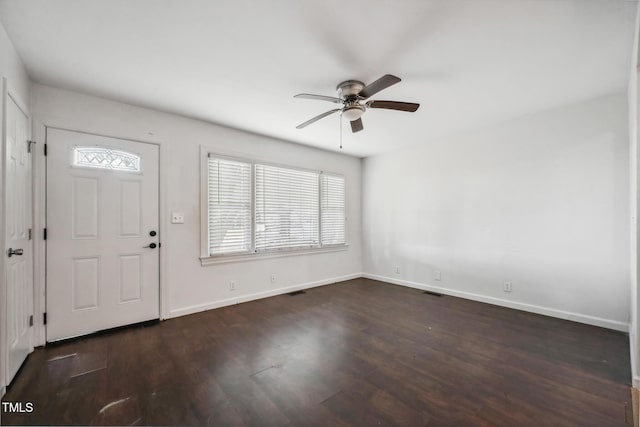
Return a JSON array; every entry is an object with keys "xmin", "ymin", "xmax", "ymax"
[
  {"xmin": 0, "ymin": 77, "xmax": 34, "ymax": 395},
  {"xmin": 35, "ymin": 126, "xmax": 167, "ymax": 344},
  {"xmin": 31, "ymin": 119, "xmax": 46, "ymax": 347}
]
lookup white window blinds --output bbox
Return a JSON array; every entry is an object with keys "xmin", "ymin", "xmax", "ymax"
[
  {"xmin": 255, "ymin": 164, "xmax": 319, "ymax": 251},
  {"xmin": 208, "ymin": 156, "xmax": 252, "ymax": 255},
  {"xmin": 321, "ymin": 174, "xmax": 346, "ymax": 245}
]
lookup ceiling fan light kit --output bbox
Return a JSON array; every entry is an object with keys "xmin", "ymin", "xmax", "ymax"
[
  {"xmin": 294, "ymin": 74, "xmax": 420, "ymax": 148},
  {"xmin": 342, "ymin": 105, "xmax": 365, "ymax": 121}
]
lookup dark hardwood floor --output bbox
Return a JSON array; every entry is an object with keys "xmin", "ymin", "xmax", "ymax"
[{"xmin": 1, "ymin": 278, "xmax": 633, "ymax": 426}]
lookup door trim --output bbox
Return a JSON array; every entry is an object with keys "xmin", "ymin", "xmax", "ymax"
[
  {"xmin": 1, "ymin": 77, "xmax": 34, "ymax": 392},
  {"xmin": 31, "ymin": 119, "xmax": 46, "ymax": 347},
  {"xmin": 1, "ymin": 77, "xmax": 6, "ymax": 395},
  {"xmin": 40, "ymin": 126, "xmax": 165, "ymax": 343}
]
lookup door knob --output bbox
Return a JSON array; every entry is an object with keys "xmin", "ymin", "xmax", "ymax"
[
  {"xmin": 7, "ymin": 248, "xmax": 24, "ymax": 257},
  {"xmin": 143, "ymin": 243, "xmax": 157, "ymax": 249}
]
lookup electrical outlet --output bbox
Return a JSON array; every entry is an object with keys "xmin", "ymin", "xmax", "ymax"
[
  {"xmin": 171, "ymin": 212, "xmax": 184, "ymax": 224},
  {"xmin": 270, "ymin": 274, "xmax": 276, "ymax": 283},
  {"xmin": 503, "ymin": 282, "xmax": 512, "ymax": 292},
  {"xmin": 435, "ymin": 270, "xmax": 441, "ymax": 281},
  {"xmin": 229, "ymin": 281, "xmax": 236, "ymax": 291},
  {"xmin": 395, "ymin": 266, "xmax": 400, "ymax": 274}
]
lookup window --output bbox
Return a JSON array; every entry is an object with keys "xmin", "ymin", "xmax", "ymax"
[
  {"xmin": 203, "ymin": 152, "xmax": 346, "ymax": 259},
  {"xmin": 207, "ymin": 156, "xmax": 252, "ymax": 255},
  {"xmin": 73, "ymin": 146, "xmax": 141, "ymax": 172},
  {"xmin": 255, "ymin": 164, "xmax": 319, "ymax": 251},
  {"xmin": 321, "ymin": 174, "xmax": 346, "ymax": 246}
]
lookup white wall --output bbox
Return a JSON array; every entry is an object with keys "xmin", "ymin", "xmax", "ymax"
[
  {"xmin": 0, "ymin": 20, "xmax": 30, "ymax": 397},
  {"xmin": 31, "ymin": 84, "xmax": 362, "ymax": 321},
  {"xmin": 629, "ymin": 73, "xmax": 639, "ymax": 384},
  {"xmin": 0, "ymin": 23, "xmax": 29, "ymax": 104},
  {"xmin": 630, "ymin": 5, "xmax": 640, "ymax": 388},
  {"xmin": 363, "ymin": 94, "xmax": 630, "ymax": 331}
]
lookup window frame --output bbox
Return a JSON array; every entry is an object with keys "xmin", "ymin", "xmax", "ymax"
[{"xmin": 200, "ymin": 147, "xmax": 348, "ymax": 265}]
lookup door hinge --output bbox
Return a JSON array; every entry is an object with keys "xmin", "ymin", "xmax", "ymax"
[
  {"xmin": 43, "ymin": 313, "xmax": 47, "ymax": 325},
  {"xmin": 28, "ymin": 228, "xmax": 32, "ymax": 240},
  {"xmin": 29, "ymin": 315, "xmax": 33, "ymax": 327},
  {"xmin": 44, "ymin": 143, "xmax": 47, "ymax": 156},
  {"xmin": 27, "ymin": 140, "xmax": 36, "ymax": 153},
  {"xmin": 43, "ymin": 228, "xmax": 47, "ymax": 240}
]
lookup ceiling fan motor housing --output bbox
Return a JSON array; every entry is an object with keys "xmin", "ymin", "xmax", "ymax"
[{"xmin": 337, "ymin": 80, "xmax": 365, "ymax": 99}]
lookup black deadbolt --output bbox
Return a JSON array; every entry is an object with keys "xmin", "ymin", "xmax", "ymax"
[{"xmin": 149, "ymin": 230, "xmax": 157, "ymax": 237}]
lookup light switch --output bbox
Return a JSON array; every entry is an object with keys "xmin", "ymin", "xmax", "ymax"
[{"xmin": 171, "ymin": 212, "xmax": 184, "ymax": 224}]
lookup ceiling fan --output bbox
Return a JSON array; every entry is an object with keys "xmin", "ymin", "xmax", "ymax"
[{"xmin": 294, "ymin": 74, "xmax": 420, "ymax": 133}]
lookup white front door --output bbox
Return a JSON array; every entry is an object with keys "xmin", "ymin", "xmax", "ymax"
[
  {"xmin": 46, "ymin": 129, "xmax": 159, "ymax": 341},
  {"xmin": 5, "ymin": 93, "xmax": 33, "ymax": 384}
]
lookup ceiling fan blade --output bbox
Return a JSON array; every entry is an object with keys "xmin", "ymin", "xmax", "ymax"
[
  {"xmin": 368, "ymin": 100, "xmax": 420, "ymax": 112},
  {"xmin": 359, "ymin": 74, "xmax": 401, "ymax": 99},
  {"xmin": 294, "ymin": 93, "xmax": 343, "ymax": 104},
  {"xmin": 350, "ymin": 118, "xmax": 364, "ymax": 133},
  {"xmin": 296, "ymin": 109, "xmax": 342, "ymax": 129}
]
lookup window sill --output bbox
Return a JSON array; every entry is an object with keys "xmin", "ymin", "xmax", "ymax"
[{"xmin": 200, "ymin": 244, "xmax": 349, "ymax": 266}]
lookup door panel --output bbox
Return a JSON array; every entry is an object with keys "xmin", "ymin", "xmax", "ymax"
[
  {"xmin": 119, "ymin": 254, "xmax": 142, "ymax": 302},
  {"xmin": 71, "ymin": 176, "xmax": 99, "ymax": 239},
  {"xmin": 71, "ymin": 257, "xmax": 99, "ymax": 310},
  {"xmin": 5, "ymin": 94, "xmax": 32, "ymax": 384},
  {"xmin": 119, "ymin": 180, "xmax": 142, "ymax": 237},
  {"xmin": 46, "ymin": 129, "xmax": 159, "ymax": 341}
]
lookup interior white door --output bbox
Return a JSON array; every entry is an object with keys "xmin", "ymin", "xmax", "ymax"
[
  {"xmin": 5, "ymin": 93, "xmax": 33, "ymax": 384},
  {"xmin": 46, "ymin": 129, "xmax": 159, "ymax": 341}
]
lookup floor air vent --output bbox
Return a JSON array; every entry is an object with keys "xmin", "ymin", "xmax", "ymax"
[
  {"xmin": 288, "ymin": 290, "xmax": 307, "ymax": 296},
  {"xmin": 423, "ymin": 290, "xmax": 443, "ymax": 297}
]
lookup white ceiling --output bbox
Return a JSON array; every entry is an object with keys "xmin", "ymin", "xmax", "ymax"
[{"xmin": 0, "ymin": 0, "xmax": 637, "ymax": 157}]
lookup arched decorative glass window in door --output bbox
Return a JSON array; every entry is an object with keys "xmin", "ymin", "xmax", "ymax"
[{"xmin": 72, "ymin": 146, "xmax": 141, "ymax": 172}]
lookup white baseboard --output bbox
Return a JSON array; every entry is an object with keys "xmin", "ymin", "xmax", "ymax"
[
  {"xmin": 634, "ymin": 376, "xmax": 640, "ymax": 389},
  {"xmin": 168, "ymin": 272, "xmax": 363, "ymax": 319},
  {"xmin": 362, "ymin": 273, "xmax": 630, "ymax": 332}
]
